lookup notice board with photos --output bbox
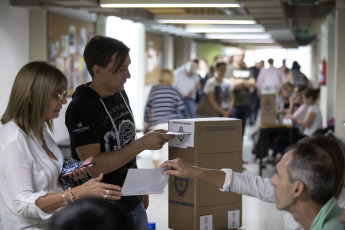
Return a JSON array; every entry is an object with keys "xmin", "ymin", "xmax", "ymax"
[{"xmin": 48, "ymin": 13, "xmax": 95, "ymax": 95}]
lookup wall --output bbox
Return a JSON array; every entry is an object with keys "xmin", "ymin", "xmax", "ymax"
[
  {"xmin": 174, "ymin": 36, "xmax": 193, "ymax": 68},
  {"xmin": 0, "ymin": 0, "xmax": 30, "ymax": 127},
  {"xmin": 106, "ymin": 16, "xmax": 146, "ymax": 131},
  {"xmin": 334, "ymin": 0, "xmax": 345, "ymax": 141},
  {"xmin": 198, "ymin": 42, "xmax": 224, "ymax": 66}
]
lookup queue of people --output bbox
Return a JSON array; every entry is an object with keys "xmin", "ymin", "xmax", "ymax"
[{"xmin": 0, "ymin": 34, "xmax": 344, "ymax": 230}]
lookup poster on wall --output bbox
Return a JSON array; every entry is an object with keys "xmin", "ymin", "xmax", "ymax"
[{"xmin": 48, "ymin": 13, "xmax": 95, "ymax": 95}]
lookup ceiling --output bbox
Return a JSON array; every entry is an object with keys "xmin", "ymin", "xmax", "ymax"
[{"xmin": 10, "ymin": 0, "xmax": 336, "ymax": 48}]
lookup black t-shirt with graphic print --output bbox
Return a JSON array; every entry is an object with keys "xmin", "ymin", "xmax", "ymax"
[{"xmin": 65, "ymin": 83, "xmax": 140, "ymax": 211}]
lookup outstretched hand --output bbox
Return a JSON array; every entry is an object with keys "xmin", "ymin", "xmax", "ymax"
[
  {"xmin": 141, "ymin": 129, "xmax": 175, "ymax": 150},
  {"xmin": 160, "ymin": 158, "xmax": 198, "ymax": 179}
]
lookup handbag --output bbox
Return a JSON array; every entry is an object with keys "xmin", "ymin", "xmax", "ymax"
[
  {"xmin": 196, "ymin": 95, "xmax": 221, "ymax": 117},
  {"xmin": 59, "ymin": 158, "xmax": 90, "ymax": 190}
]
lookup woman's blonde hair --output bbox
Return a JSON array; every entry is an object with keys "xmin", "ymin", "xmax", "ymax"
[
  {"xmin": 158, "ymin": 68, "xmax": 174, "ymax": 84},
  {"xmin": 1, "ymin": 61, "xmax": 67, "ymax": 140},
  {"xmin": 278, "ymin": 82, "xmax": 294, "ymax": 95}
]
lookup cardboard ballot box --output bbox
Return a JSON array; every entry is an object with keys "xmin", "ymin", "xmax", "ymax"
[
  {"xmin": 168, "ymin": 118, "xmax": 242, "ymax": 230},
  {"xmin": 260, "ymin": 94, "xmax": 277, "ymax": 126}
]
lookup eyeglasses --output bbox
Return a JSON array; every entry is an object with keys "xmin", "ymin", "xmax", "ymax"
[{"xmin": 52, "ymin": 89, "xmax": 68, "ymax": 102}]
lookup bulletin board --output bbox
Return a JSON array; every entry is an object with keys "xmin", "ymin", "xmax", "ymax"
[
  {"xmin": 48, "ymin": 13, "xmax": 95, "ymax": 95},
  {"xmin": 145, "ymin": 32, "xmax": 163, "ymax": 85}
]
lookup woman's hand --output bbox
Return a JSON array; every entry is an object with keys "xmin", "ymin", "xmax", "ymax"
[
  {"xmin": 74, "ymin": 173, "xmax": 123, "ymax": 201},
  {"xmin": 63, "ymin": 157, "xmax": 94, "ymax": 180}
]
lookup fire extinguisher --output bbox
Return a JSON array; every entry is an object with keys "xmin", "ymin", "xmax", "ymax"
[{"xmin": 318, "ymin": 59, "xmax": 326, "ymax": 85}]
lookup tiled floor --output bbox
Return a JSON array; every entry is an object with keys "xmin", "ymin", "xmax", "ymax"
[{"xmin": 136, "ymin": 122, "xmax": 287, "ymax": 230}]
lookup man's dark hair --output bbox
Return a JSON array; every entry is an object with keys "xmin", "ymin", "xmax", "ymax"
[
  {"xmin": 83, "ymin": 35, "xmax": 130, "ymax": 77},
  {"xmin": 268, "ymin": 58, "xmax": 274, "ymax": 65},
  {"xmin": 287, "ymin": 142, "xmax": 335, "ymax": 205}
]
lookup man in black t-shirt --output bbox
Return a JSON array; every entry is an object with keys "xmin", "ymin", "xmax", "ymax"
[
  {"xmin": 225, "ymin": 48, "xmax": 256, "ymax": 136},
  {"xmin": 65, "ymin": 35, "xmax": 175, "ymax": 230}
]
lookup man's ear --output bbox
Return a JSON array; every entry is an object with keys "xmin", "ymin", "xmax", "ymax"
[
  {"xmin": 92, "ymin": 65, "xmax": 102, "ymax": 78},
  {"xmin": 292, "ymin": 180, "xmax": 305, "ymax": 198}
]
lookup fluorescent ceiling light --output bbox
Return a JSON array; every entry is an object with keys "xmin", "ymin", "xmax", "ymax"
[
  {"xmin": 206, "ymin": 34, "xmax": 271, "ymax": 39},
  {"xmin": 101, "ymin": 3, "xmax": 240, "ymax": 8},
  {"xmin": 186, "ymin": 28, "xmax": 265, "ymax": 33},
  {"xmin": 222, "ymin": 39, "xmax": 276, "ymax": 44},
  {"xmin": 156, "ymin": 20, "xmax": 256, "ymax": 24},
  {"xmin": 100, "ymin": 0, "xmax": 240, "ymax": 8}
]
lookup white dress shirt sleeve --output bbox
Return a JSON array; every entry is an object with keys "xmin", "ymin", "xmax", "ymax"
[
  {"xmin": 219, "ymin": 168, "xmax": 276, "ymax": 203},
  {"xmin": 2, "ymin": 140, "xmax": 52, "ymax": 220}
]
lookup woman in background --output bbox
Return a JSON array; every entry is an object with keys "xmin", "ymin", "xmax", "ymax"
[
  {"xmin": 144, "ymin": 68, "xmax": 188, "ymax": 168},
  {"xmin": 288, "ymin": 88, "xmax": 322, "ymax": 138},
  {"xmin": 268, "ymin": 82, "xmax": 295, "ymax": 164},
  {"xmin": 0, "ymin": 61, "xmax": 122, "ymax": 230}
]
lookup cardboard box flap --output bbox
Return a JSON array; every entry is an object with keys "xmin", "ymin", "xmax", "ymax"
[{"xmin": 168, "ymin": 118, "xmax": 240, "ymax": 149}]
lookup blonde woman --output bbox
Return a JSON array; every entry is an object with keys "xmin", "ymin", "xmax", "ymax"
[
  {"xmin": 0, "ymin": 62, "xmax": 122, "ymax": 230},
  {"xmin": 144, "ymin": 68, "xmax": 188, "ymax": 168}
]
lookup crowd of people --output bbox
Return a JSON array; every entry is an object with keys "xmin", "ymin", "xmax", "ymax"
[{"xmin": 0, "ymin": 35, "xmax": 343, "ymax": 230}]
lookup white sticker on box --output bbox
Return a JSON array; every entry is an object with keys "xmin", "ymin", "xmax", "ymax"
[
  {"xmin": 200, "ymin": 215, "xmax": 212, "ymax": 230},
  {"xmin": 228, "ymin": 210, "xmax": 240, "ymax": 229},
  {"xmin": 168, "ymin": 120, "xmax": 195, "ymax": 148}
]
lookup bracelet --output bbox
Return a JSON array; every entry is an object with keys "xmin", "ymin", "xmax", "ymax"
[
  {"xmin": 61, "ymin": 191, "xmax": 68, "ymax": 206},
  {"xmin": 68, "ymin": 187, "xmax": 75, "ymax": 203}
]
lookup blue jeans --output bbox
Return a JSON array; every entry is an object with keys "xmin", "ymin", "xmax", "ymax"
[
  {"xmin": 230, "ymin": 105, "xmax": 250, "ymax": 136},
  {"xmin": 129, "ymin": 203, "xmax": 148, "ymax": 230},
  {"xmin": 183, "ymin": 98, "xmax": 197, "ymax": 118}
]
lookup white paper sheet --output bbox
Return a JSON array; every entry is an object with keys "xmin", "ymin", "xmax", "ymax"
[
  {"xmin": 166, "ymin": 131, "xmax": 191, "ymax": 135},
  {"xmin": 121, "ymin": 168, "xmax": 169, "ymax": 196}
]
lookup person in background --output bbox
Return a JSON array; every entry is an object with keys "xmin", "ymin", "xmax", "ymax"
[
  {"xmin": 195, "ymin": 58, "xmax": 211, "ymax": 103},
  {"xmin": 161, "ymin": 135, "xmax": 345, "ymax": 230},
  {"xmin": 0, "ymin": 61, "xmax": 123, "ymax": 230},
  {"xmin": 50, "ymin": 197, "xmax": 133, "ymax": 230},
  {"xmin": 276, "ymin": 82, "xmax": 294, "ymax": 117},
  {"xmin": 287, "ymin": 88, "xmax": 322, "ymax": 138},
  {"xmin": 65, "ymin": 35, "xmax": 175, "ymax": 230},
  {"xmin": 201, "ymin": 62, "xmax": 234, "ymax": 118},
  {"xmin": 268, "ymin": 82, "xmax": 295, "ymax": 164},
  {"xmin": 256, "ymin": 58, "xmax": 286, "ymax": 95},
  {"xmin": 280, "ymin": 59, "xmax": 290, "ymax": 77},
  {"xmin": 287, "ymin": 61, "xmax": 311, "ymax": 88},
  {"xmin": 225, "ymin": 48, "xmax": 256, "ymax": 136},
  {"xmin": 248, "ymin": 60, "xmax": 264, "ymax": 125},
  {"xmin": 173, "ymin": 60, "xmax": 201, "ymax": 118},
  {"xmin": 290, "ymin": 85, "xmax": 307, "ymax": 114},
  {"xmin": 144, "ymin": 68, "xmax": 188, "ymax": 168}
]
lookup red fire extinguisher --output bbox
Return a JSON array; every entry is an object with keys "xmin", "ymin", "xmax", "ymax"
[{"xmin": 318, "ymin": 59, "xmax": 326, "ymax": 85}]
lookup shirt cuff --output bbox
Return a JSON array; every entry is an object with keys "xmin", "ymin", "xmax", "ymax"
[
  {"xmin": 15, "ymin": 191, "xmax": 53, "ymax": 220},
  {"xmin": 219, "ymin": 168, "xmax": 233, "ymax": 192}
]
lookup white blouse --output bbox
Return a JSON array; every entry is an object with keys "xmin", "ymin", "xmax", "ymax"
[{"xmin": 0, "ymin": 121, "xmax": 64, "ymax": 230}]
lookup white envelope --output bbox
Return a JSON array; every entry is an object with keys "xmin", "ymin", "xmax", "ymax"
[{"xmin": 121, "ymin": 168, "xmax": 169, "ymax": 196}]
